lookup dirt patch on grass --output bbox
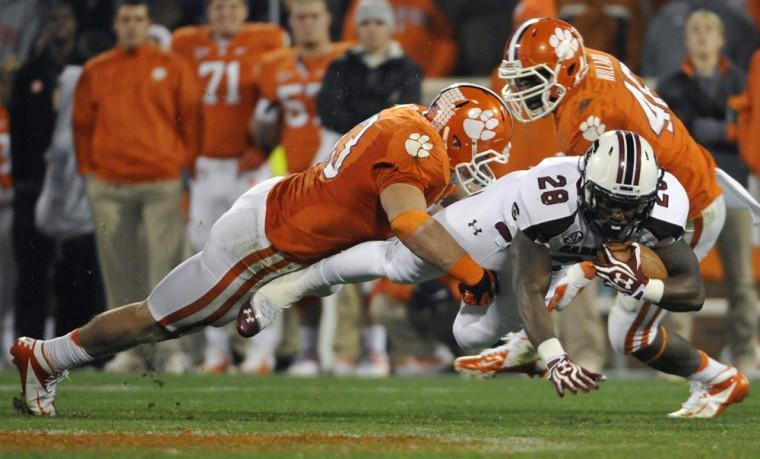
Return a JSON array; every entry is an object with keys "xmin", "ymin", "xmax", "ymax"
[{"xmin": 0, "ymin": 431, "xmax": 486, "ymax": 454}]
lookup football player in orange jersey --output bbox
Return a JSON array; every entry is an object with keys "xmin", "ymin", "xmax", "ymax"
[
  {"xmin": 10, "ymin": 83, "xmax": 511, "ymax": 416},
  {"xmin": 252, "ymin": 0, "xmax": 351, "ymax": 174},
  {"xmin": 172, "ymin": 0, "xmax": 288, "ymax": 375},
  {"xmin": 250, "ymin": 0, "xmax": 349, "ymax": 375}
]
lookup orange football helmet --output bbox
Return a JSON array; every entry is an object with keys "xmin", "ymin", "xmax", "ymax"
[
  {"xmin": 426, "ymin": 83, "xmax": 513, "ymax": 193},
  {"xmin": 499, "ymin": 17, "xmax": 588, "ymax": 122}
]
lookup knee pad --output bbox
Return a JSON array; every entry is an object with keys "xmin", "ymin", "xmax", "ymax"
[{"xmin": 608, "ymin": 294, "xmax": 664, "ymax": 355}]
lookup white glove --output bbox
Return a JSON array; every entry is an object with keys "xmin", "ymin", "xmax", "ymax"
[{"xmin": 547, "ymin": 261, "xmax": 596, "ymax": 311}]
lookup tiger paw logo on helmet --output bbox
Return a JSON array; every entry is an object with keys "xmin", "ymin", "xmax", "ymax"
[
  {"xmin": 463, "ymin": 108, "xmax": 498, "ymax": 142},
  {"xmin": 549, "ymin": 27, "xmax": 580, "ymax": 60},
  {"xmin": 405, "ymin": 133, "xmax": 433, "ymax": 158},
  {"xmin": 580, "ymin": 116, "xmax": 605, "ymax": 141}
]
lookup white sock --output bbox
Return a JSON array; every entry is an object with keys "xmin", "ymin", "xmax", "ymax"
[
  {"xmin": 297, "ymin": 326, "xmax": 319, "ymax": 358},
  {"xmin": 298, "ymin": 243, "xmax": 388, "ymax": 294},
  {"xmin": 204, "ymin": 326, "xmax": 231, "ymax": 361},
  {"xmin": 248, "ymin": 312, "xmax": 283, "ymax": 356},
  {"xmin": 361, "ymin": 325, "xmax": 387, "ymax": 355},
  {"xmin": 42, "ymin": 330, "xmax": 94, "ymax": 371},
  {"xmin": 691, "ymin": 351, "xmax": 730, "ymax": 384}
]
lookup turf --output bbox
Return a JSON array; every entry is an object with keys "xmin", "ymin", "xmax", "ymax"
[{"xmin": 0, "ymin": 370, "xmax": 756, "ymax": 458}]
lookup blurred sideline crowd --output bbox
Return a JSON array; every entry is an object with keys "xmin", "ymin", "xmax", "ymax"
[{"xmin": 1, "ymin": 0, "xmax": 760, "ymax": 377}]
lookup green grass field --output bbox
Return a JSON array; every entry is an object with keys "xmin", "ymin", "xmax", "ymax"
[{"xmin": 0, "ymin": 370, "xmax": 756, "ymax": 458}]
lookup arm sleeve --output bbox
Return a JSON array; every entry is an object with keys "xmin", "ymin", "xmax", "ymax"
[
  {"xmin": 317, "ymin": 60, "xmax": 357, "ymax": 133},
  {"xmin": 175, "ymin": 58, "xmax": 203, "ymax": 167},
  {"xmin": 72, "ymin": 68, "xmax": 95, "ymax": 175}
]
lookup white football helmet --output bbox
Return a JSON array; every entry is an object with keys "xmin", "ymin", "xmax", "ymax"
[{"xmin": 578, "ymin": 130, "xmax": 663, "ymax": 241}]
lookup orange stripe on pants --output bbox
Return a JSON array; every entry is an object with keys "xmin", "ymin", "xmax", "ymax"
[
  {"xmin": 624, "ymin": 302, "xmax": 651, "ymax": 354},
  {"xmin": 175, "ymin": 257, "xmax": 293, "ymax": 334},
  {"xmin": 158, "ymin": 246, "xmax": 276, "ymax": 328}
]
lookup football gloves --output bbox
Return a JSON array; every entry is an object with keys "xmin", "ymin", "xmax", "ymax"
[
  {"xmin": 594, "ymin": 242, "xmax": 650, "ymax": 300},
  {"xmin": 546, "ymin": 354, "xmax": 605, "ymax": 398},
  {"xmin": 459, "ymin": 269, "xmax": 498, "ymax": 305}
]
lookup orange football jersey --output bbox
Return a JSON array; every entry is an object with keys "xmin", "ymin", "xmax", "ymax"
[
  {"xmin": 172, "ymin": 23, "xmax": 288, "ymax": 158},
  {"xmin": 255, "ymin": 42, "xmax": 351, "ymax": 173},
  {"xmin": 265, "ymin": 104, "xmax": 451, "ymax": 264},
  {"xmin": 555, "ymin": 49, "xmax": 721, "ymax": 218}
]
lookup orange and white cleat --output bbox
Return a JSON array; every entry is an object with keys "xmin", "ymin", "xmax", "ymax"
[
  {"xmin": 668, "ymin": 368, "xmax": 749, "ymax": 418},
  {"xmin": 10, "ymin": 337, "xmax": 68, "ymax": 416},
  {"xmin": 454, "ymin": 330, "xmax": 544, "ymax": 378}
]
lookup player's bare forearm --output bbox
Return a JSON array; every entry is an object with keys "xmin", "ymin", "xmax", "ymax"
[
  {"xmin": 400, "ymin": 217, "xmax": 469, "ymax": 271},
  {"xmin": 511, "ymin": 231, "xmax": 555, "ymax": 346},
  {"xmin": 655, "ymin": 239, "xmax": 705, "ymax": 312},
  {"xmin": 380, "ymin": 183, "xmax": 468, "ymax": 273}
]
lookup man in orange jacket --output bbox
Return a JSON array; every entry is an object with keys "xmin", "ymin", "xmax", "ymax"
[{"xmin": 72, "ymin": 0, "xmax": 201, "ymax": 370}]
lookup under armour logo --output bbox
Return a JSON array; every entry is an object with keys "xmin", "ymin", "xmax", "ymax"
[
  {"xmin": 613, "ymin": 273, "xmax": 634, "ymax": 290},
  {"xmin": 468, "ymin": 219, "xmax": 483, "ymax": 236},
  {"xmin": 243, "ymin": 307, "xmax": 255, "ymax": 323}
]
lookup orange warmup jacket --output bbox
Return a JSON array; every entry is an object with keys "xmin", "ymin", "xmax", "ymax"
[{"xmin": 73, "ymin": 43, "xmax": 202, "ymax": 183}]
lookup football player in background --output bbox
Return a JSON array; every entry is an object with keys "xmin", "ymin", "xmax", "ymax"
[
  {"xmin": 11, "ymin": 84, "xmax": 510, "ymax": 416},
  {"xmin": 172, "ymin": 0, "xmax": 288, "ymax": 375},
  {"xmin": 250, "ymin": 0, "xmax": 349, "ymax": 375},
  {"xmin": 256, "ymin": 130, "xmax": 749, "ymax": 417}
]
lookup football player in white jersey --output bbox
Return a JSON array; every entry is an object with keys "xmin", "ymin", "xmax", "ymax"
[{"xmin": 252, "ymin": 130, "xmax": 748, "ymax": 417}]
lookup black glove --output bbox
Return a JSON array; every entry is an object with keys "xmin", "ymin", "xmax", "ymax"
[{"xmin": 458, "ymin": 269, "xmax": 498, "ymax": 305}]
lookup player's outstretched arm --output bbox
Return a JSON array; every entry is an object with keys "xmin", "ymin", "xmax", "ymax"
[
  {"xmin": 380, "ymin": 183, "xmax": 497, "ymax": 305},
  {"xmin": 654, "ymin": 239, "xmax": 705, "ymax": 312},
  {"xmin": 512, "ymin": 231, "xmax": 605, "ymax": 397}
]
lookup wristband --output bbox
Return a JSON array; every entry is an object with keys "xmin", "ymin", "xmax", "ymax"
[
  {"xmin": 642, "ymin": 279, "xmax": 665, "ymax": 304},
  {"xmin": 448, "ymin": 254, "xmax": 484, "ymax": 285},
  {"xmin": 537, "ymin": 338, "xmax": 565, "ymax": 363},
  {"xmin": 390, "ymin": 210, "xmax": 430, "ymax": 241}
]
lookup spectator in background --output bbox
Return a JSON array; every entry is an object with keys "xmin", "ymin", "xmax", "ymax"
[
  {"xmin": 0, "ymin": 0, "xmax": 49, "ymax": 71},
  {"xmin": 641, "ymin": 0, "xmax": 759, "ymax": 84},
  {"xmin": 9, "ymin": 4, "xmax": 79, "ymax": 340},
  {"xmin": 317, "ymin": 0, "xmax": 421, "ymax": 376},
  {"xmin": 342, "ymin": 0, "xmax": 457, "ymax": 77},
  {"xmin": 658, "ymin": 9, "xmax": 757, "ymax": 373},
  {"xmin": 252, "ymin": 0, "xmax": 349, "ymax": 376},
  {"xmin": 0, "ymin": 72, "xmax": 13, "ymax": 367},
  {"xmin": 73, "ymin": 0, "xmax": 201, "ymax": 371},
  {"xmin": 318, "ymin": 0, "xmax": 421, "ymax": 150},
  {"xmin": 172, "ymin": 0, "xmax": 288, "ymax": 375},
  {"xmin": 557, "ymin": 0, "xmax": 644, "ymax": 72},
  {"xmin": 34, "ymin": 64, "xmax": 106, "ymax": 338}
]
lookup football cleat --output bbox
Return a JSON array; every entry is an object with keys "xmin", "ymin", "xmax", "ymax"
[
  {"xmin": 454, "ymin": 330, "xmax": 544, "ymax": 378},
  {"xmin": 668, "ymin": 368, "xmax": 749, "ymax": 418},
  {"xmin": 10, "ymin": 337, "xmax": 68, "ymax": 416}
]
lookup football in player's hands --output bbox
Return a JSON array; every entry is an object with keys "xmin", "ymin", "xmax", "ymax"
[{"xmin": 597, "ymin": 241, "xmax": 668, "ymax": 279}]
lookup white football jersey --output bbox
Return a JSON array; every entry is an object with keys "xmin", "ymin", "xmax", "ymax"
[{"xmin": 510, "ymin": 156, "xmax": 689, "ymax": 268}]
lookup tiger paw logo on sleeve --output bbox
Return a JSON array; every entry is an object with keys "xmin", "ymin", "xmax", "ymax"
[
  {"xmin": 580, "ymin": 115, "xmax": 605, "ymax": 141},
  {"xmin": 405, "ymin": 133, "xmax": 433, "ymax": 158},
  {"xmin": 549, "ymin": 27, "xmax": 580, "ymax": 60},
  {"xmin": 463, "ymin": 108, "xmax": 498, "ymax": 142}
]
